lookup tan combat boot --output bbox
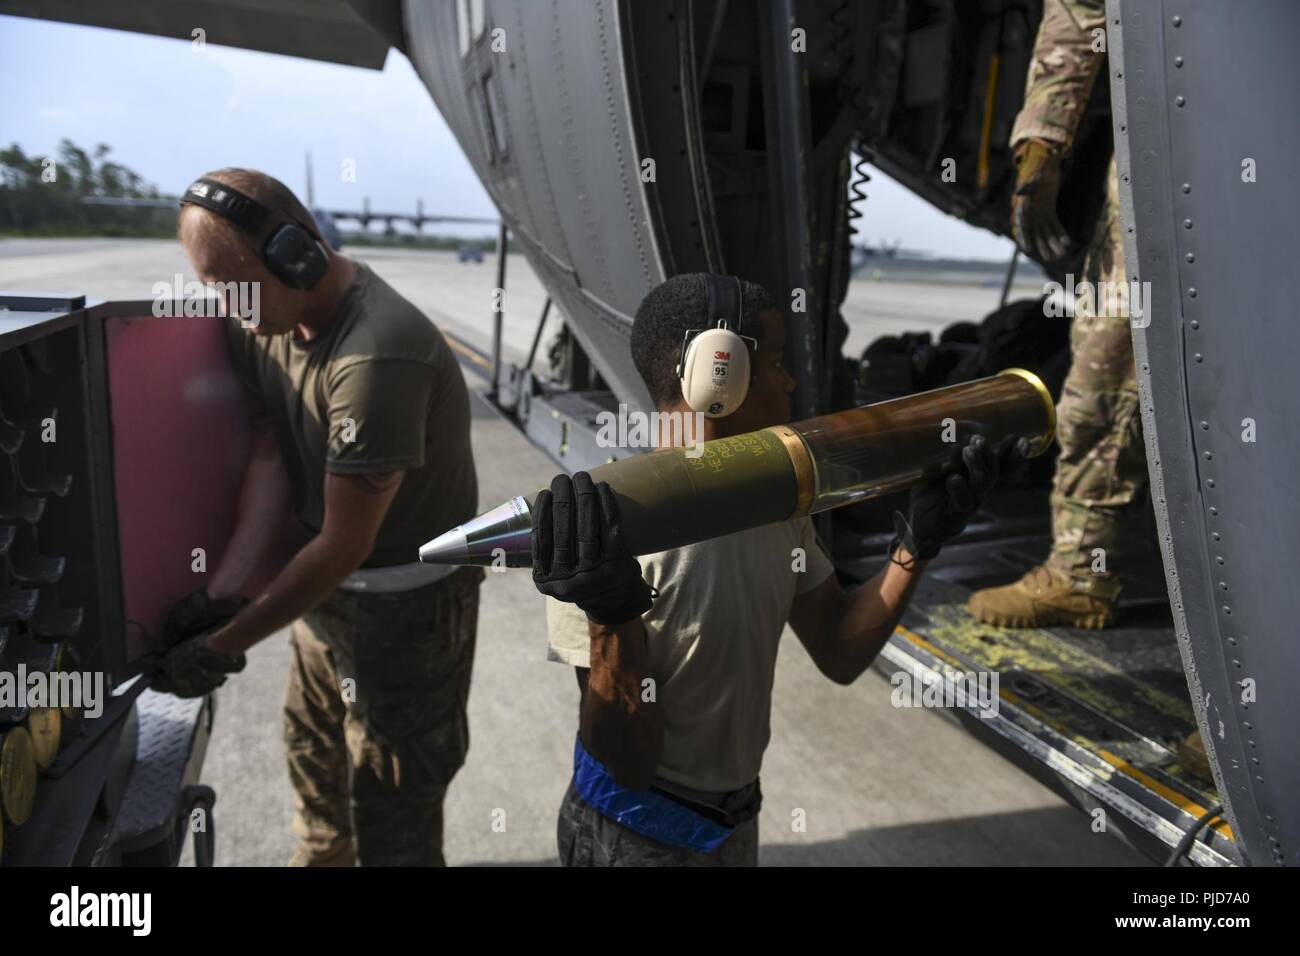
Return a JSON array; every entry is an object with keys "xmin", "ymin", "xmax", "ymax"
[{"xmin": 967, "ymin": 564, "xmax": 1118, "ymax": 630}]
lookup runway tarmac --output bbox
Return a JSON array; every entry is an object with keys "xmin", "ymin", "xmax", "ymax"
[
  {"xmin": 0, "ymin": 238, "xmax": 1141, "ymax": 866},
  {"xmin": 0, "ymin": 238, "xmax": 1045, "ymax": 372}
]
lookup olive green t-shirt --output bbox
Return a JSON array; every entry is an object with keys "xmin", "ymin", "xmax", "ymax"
[{"xmin": 224, "ymin": 262, "xmax": 477, "ymax": 567}]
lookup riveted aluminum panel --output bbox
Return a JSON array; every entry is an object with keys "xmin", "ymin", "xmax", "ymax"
[
  {"xmin": 1111, "ymin": 0, "xmax": 1300, "ymax": 866},
  {"xmin": 405, "ymin": 0, "xmax": 661, "ymax": 411}
]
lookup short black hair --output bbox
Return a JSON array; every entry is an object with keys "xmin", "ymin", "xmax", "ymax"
[{"xmin": 630, "ymin": 273, "xmax": 777, "ymax": 406}]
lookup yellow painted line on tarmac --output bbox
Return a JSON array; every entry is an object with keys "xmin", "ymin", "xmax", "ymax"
[{"xmin": 444, "ymin": 331, "xmax": 491, "ymax": 370}]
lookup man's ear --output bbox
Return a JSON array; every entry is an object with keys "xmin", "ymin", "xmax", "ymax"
[{"xmin": 745, "ymin": 332, "xmax": 764, "ymax": 384}]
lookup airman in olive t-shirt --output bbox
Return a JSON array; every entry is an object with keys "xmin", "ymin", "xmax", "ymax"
[
  {"xmin": 158, "ymin": 167, "xmax": 482, "ymax": 867},
  {"xmin": 223, "ymin": 260, "xmax": 478, "ymax": 565}
]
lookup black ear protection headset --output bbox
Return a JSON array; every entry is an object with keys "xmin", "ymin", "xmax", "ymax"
[
  {"xmin": 675, "ymin": 273, "xmax": 758, "ymax": 418},
  {"xmin": 179, "ymin": 177, "xmax": 329, "ymax": 291}
]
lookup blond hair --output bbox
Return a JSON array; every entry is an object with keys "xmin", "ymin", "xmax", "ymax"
[{"xmin": 178, "ymin": 167, "xmax": 318, "ymax": 253}]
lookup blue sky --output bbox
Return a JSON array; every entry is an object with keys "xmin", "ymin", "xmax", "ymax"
[{"xmin": 1, "ymin": 14, "xmax": 1014, "ymax": 258}]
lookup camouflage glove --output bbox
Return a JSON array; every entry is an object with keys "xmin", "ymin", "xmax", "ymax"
[
  {"xmin": 153, "ymin": 632, "xmax": 246, "ymax": 698},
  {"xmin": 532, "ymin": 471, "xmax": 654, "ymax": 627},
  {"xmin": 892, "ymin": 435, "xmax": 1028, "ymax": 563},
  {"xmin": 1011, "ymin": 139, "xmax": 1074, "ymax": 266},
  {"xmin": 163, "ymin": 589, "xmax": 245, "ymax": 650}
]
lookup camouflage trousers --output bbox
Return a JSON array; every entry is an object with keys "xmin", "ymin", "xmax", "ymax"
[
  {"xmin": 1048, "ymin": 158, "xmax": 1148, "ymax": 595},
  {"xmin": 283, "ymin": 566, "xmax": 483, "ymax": 866},
  {"xmin": 556, "ymin": 779, "xmax": 760, "ymax": 867}
]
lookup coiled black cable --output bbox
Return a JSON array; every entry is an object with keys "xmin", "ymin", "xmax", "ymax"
[
  {"xmin": 828, "ymin": 0, "xmax": 874, "ymax": 238},
  {"xmin": 847, "ymin": 149, "xmax": 872, "ymax": 239},
  {"xmin": 1164, "ymin": 803, "xmax": 1225, "ymax": 867}
]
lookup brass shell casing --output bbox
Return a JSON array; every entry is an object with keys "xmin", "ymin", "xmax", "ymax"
[
  {"xmin": 55, "ymin": 642, "xmax": 81, "ymax": 723},
  {"xmin": 27, "ymin": 708, "xmax": 61, "ymax": 770},
  {"xmin": 786, "ymin": 368, "xmax": 1057, "ymax": 514},
  {"xmin": 1000, "ymin": 367, "xmax": 1057, "ymax": 457},
  {"xmin": 0, "ymin": 727, "xmax": 37, "ymax": 827}
]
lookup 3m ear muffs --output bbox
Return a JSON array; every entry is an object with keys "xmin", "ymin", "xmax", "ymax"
[
  {"xmin": 675, "ymin": 274, "xmax": 757, "ymax": 418},
  {"xmin": 180, "ymin": 177, "xmax": 329, "ymax": 291}
]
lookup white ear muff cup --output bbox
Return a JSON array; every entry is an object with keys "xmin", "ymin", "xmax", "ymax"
[{"xmin": 680, "ymin": 326, "xmax": 751, "ymax": 418}]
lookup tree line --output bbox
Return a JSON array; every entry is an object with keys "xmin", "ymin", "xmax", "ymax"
[{"xmin": 0, "ymin": 139, "xmax": 176, "ymax": 236}]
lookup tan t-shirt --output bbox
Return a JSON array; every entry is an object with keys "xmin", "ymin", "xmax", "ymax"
[
  {"xmin": 547, "ymin": 517, "xmax": 834, "ymax": 793},
  {"xmin": 224, "ymin": 262, "xmax": 477, "ymax": 567}
]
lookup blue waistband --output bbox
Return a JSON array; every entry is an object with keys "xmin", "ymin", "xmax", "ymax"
[{"xmin": 571, "ymin": 737, "xmax": 733, "ymax": 853}]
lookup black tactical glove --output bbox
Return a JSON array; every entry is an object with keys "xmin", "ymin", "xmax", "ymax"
[
  {"xmin": 163, "ymin": 589, "xmax": 245, "ymax": 650},
  {"xmin": 892, "ymin": 434, "xmax": 1029, "ymax": 564},
  {"xmin": 1011, "ymin": 139, "xmax": 1075, "ymax": 266},
  {"xmin": 153, "ymin": 632, "xmax": 246, "ymax": 698},
  {"xmin": 532, "ymin": 471, "xmax": 654, "ymax": 627}
]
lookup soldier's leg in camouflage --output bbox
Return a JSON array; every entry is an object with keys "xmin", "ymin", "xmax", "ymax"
[
  {"xmin": 343, "ymin": 567, "xmax": 483, "ymax": 866},
  {"xmin": 1047, "ymin": 307, "xmax": 1144, "ymax": 590},
  {"xmin": 284, "ymin": 605, "xmax": 356, "ymax": 866},
  {"xmin": 969, "ymin": 160, "xmax": 1148, "ymax": 629},
  {"xmin": 1050, "ymin": 160, "xmax": 1149, "ymax": 595}
]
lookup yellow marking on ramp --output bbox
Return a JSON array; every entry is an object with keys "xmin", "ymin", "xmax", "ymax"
[
  {"xmin": 893, "ymin": 624, "xmax": 1233, "ymax": 840},
  {"xmin": 445, "ymin": 332, "xmax": 490, "ymax": 370}
]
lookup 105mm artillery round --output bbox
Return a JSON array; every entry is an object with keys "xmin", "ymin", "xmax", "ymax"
[{"xmin": 419, "ymin": 369, "xmax": 1055, "ymax": 567}]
